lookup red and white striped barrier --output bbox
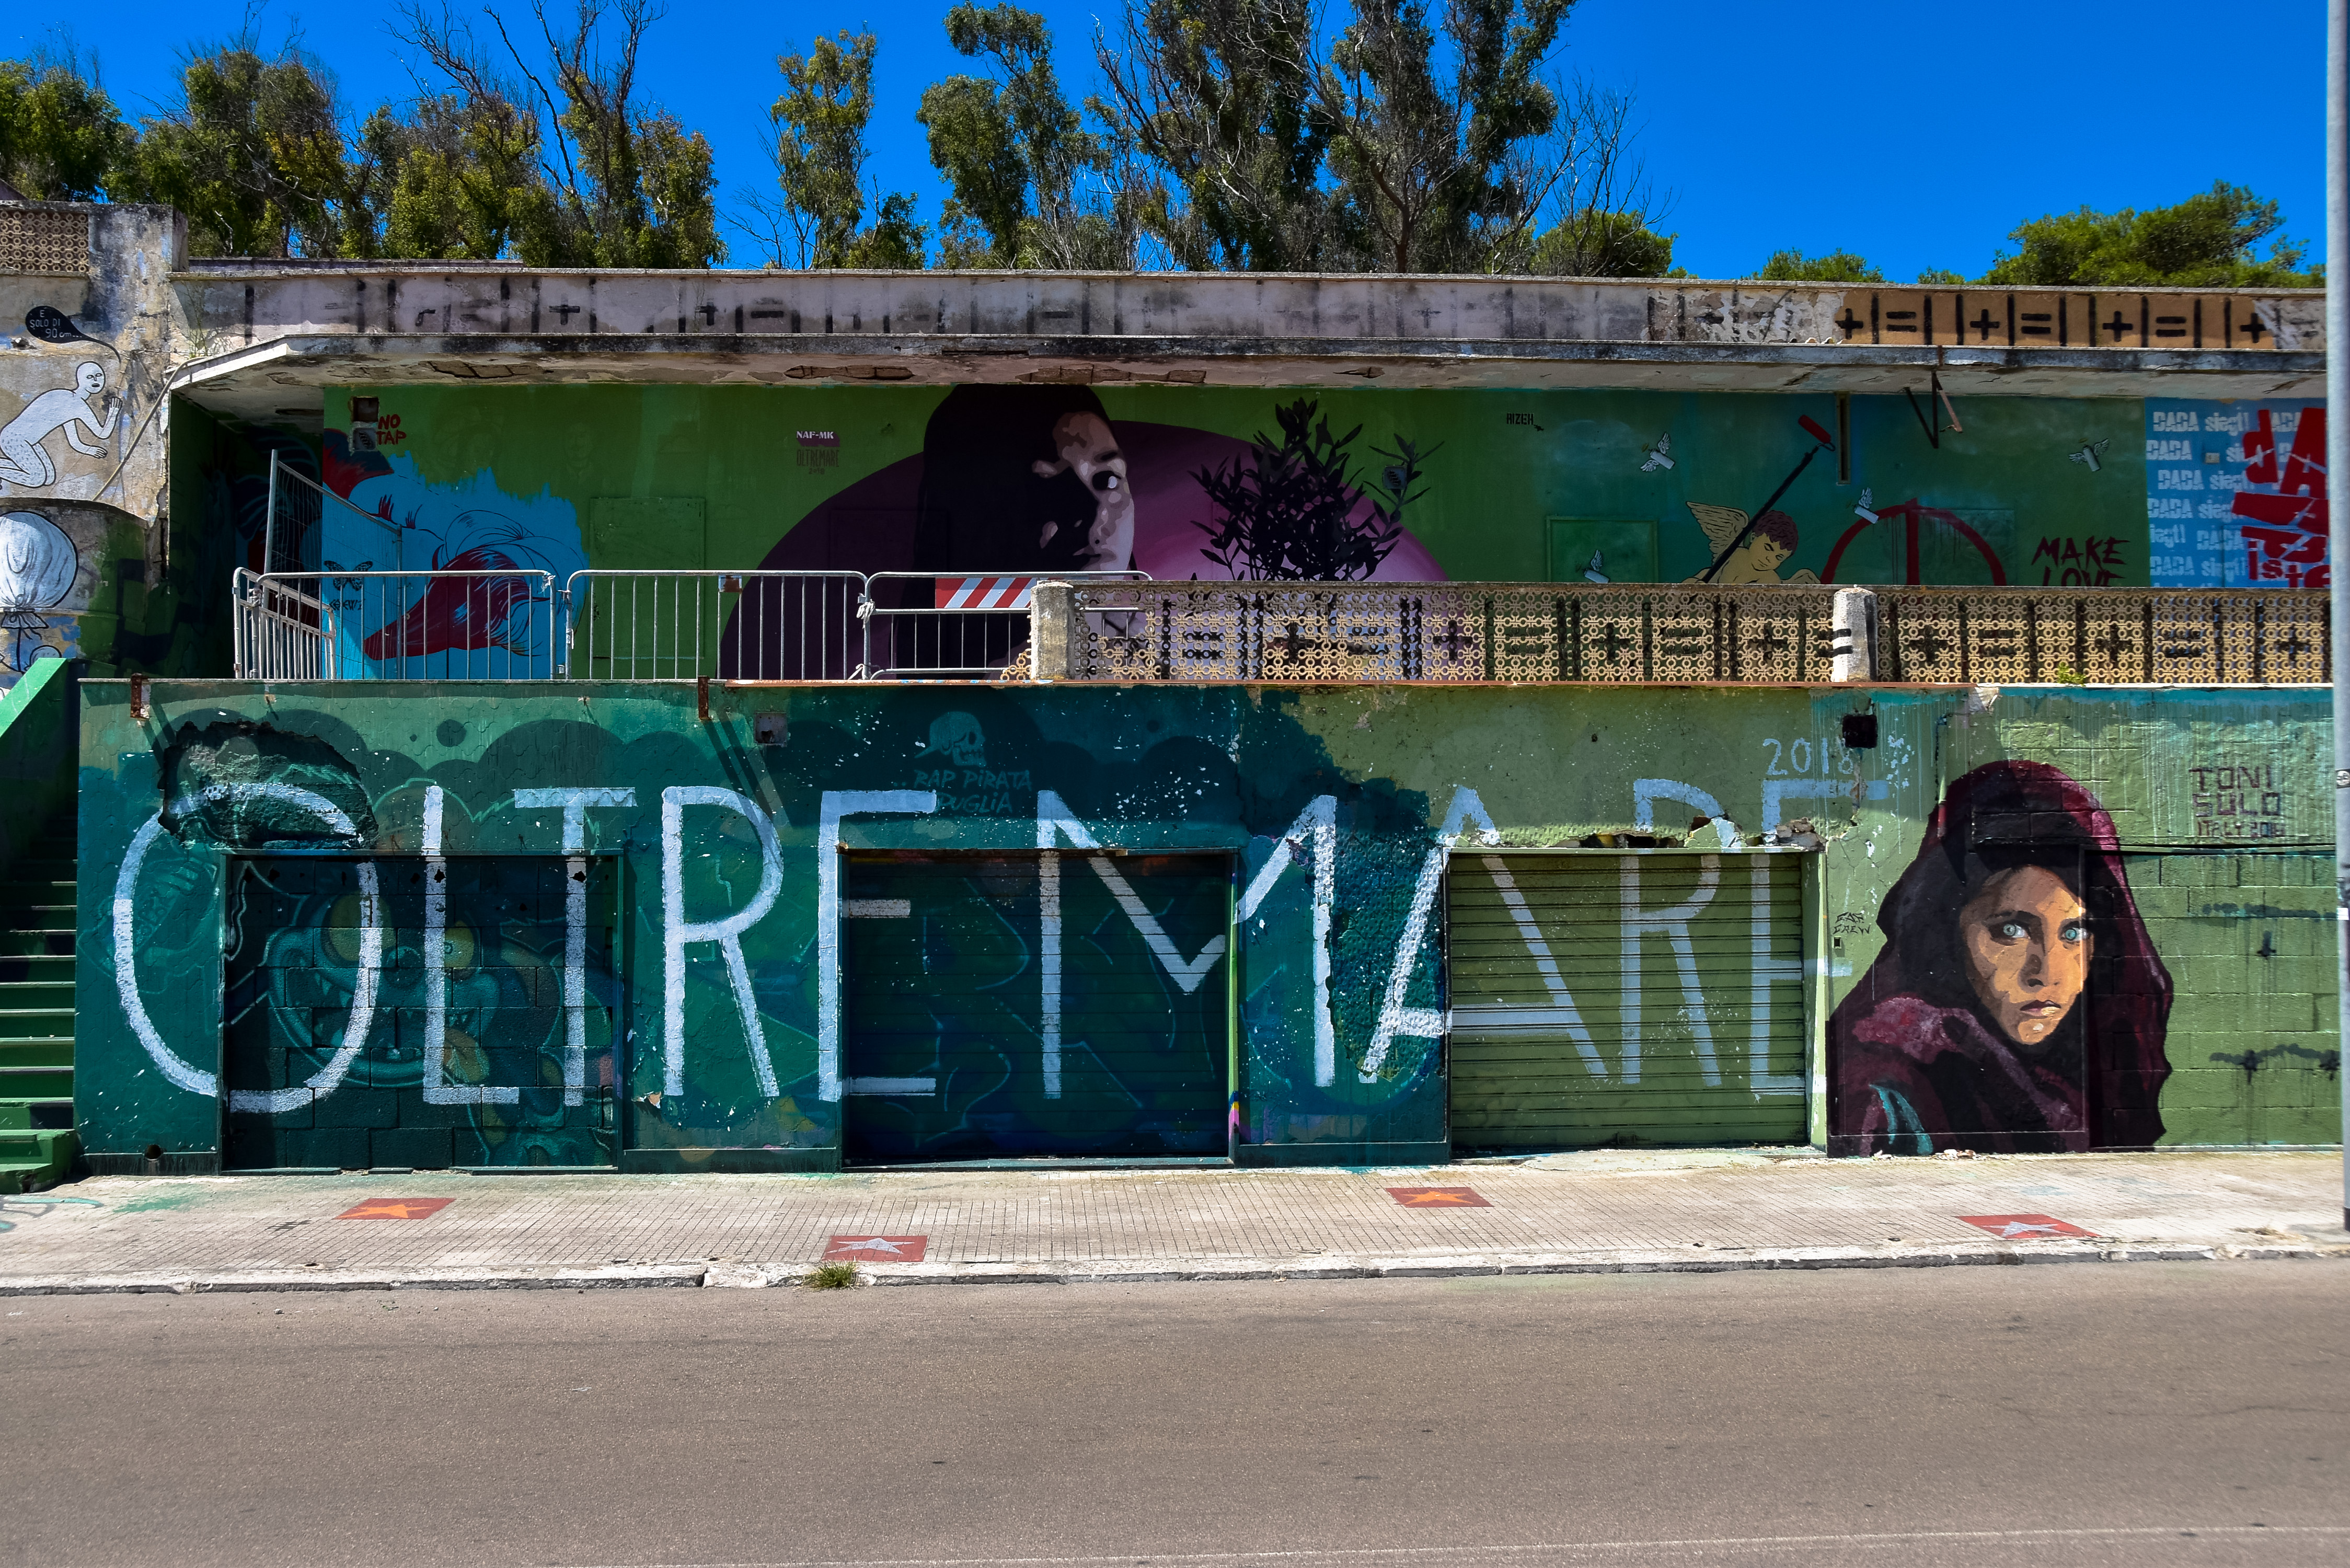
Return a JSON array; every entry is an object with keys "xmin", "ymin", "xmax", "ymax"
[{"xmin": 934, "ymin": 576, "xmax": 1034, "ymax": 610}]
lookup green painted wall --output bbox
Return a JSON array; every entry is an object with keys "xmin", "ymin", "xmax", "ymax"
[
  {"xmin": 0, "ymin": 657, "xmax": 79, "ymax": 868},
  {"xmin": 74, "ymin": 679, "xmax": 2339, "ymax": 1170},
  {"xmin": 307, "ymin": 383, "xmax": 2153, "ymax": 591}
]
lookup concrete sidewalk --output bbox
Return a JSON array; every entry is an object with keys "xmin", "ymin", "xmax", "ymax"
[{"xmin": 0, "ymin": 1148, "xmax": 2343, "ymax": 1295}]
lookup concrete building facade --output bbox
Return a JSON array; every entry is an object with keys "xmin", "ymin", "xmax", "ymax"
[{"xmin": 0, "ymin": 202, "xmax": 2337, "ymax": 1182}]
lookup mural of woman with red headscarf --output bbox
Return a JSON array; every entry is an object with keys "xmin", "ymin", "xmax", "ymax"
[{"xmin": 1830, "ymin": 761, "xmax": 2173, "ymax": 1155}]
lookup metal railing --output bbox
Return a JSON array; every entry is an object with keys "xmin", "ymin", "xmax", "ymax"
[
  {"xmin": 861, "ymin": 571, "xmax": 1149, "ymax": 679},
  {"xmin": 567, "ymin": 570, "xmax": 868, "ymax": 680},
  {"xmin": 263, "ymin": 452, "xmax": 400, "ymax": 577},
  {"xmin": 228, "ymin": 571, "xmax": 2334, "ymax": 686},
  {"xmin": 231, "ymin": 569, "xmax": 333, "ymax": 681},
  {"xmin": 234, "ymin": 568, "xmax": 564, "ymax": 679}
]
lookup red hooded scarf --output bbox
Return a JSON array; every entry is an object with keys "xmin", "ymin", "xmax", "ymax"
[{"xmin": 1829, "ymin": 760, "xmax": 2172, "ymax": 1155}]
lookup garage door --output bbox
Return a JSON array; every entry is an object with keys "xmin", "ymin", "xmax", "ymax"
[
  {"xmin": 842, "ymin": 852, "xmax": 1230, "ymax": 1162},
  {"xmin": 1447, "ymin": 852, "xmax": 1806, "ymax": 1151},
  {"xmin": 223, "ymin": 856, "xmax": 620, "ymax": 1170}
]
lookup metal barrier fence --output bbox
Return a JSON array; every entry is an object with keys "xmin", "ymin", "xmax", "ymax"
[
  {"xmin": 229, "ymin": 570, "xmax": 2333, "ymax": 686},
  {"xmin": 231, "ymin": 570, "xmax": 332, "ymax": 680},
  {"xmin": 567, "ymin": 570, "xmax": 868, "ymax": 680},
  {"xmin": 234, "ymin": 568, "xmax": 563, "ymax": 680},
  {"xmin": 861, "ymin": 571, "xmax": 1149, "ymax": 679}
]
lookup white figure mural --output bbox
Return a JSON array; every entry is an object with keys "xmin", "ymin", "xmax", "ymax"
[
  {"xmin": 0, "ymin": 362, "xmax": 118, "ymax": 491},
  {"xmin": 0, "ymin": 510, "xmax": 78, "ymax": 670}
]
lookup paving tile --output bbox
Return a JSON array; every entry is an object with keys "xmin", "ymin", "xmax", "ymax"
[{"xmin": 0, "ymin": 1151, "xmax": 2341, "ymax": 1280}]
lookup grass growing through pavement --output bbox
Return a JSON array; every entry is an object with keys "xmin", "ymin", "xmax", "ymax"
[{"xmin": 805, "ymin": 1261, "xmax": 860, "ymax": 1289}]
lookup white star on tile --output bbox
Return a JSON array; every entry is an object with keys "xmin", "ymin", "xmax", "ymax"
[
  {"xmin": 1998, "ymin": 1221, "xmax": 2063, "ymax": 1237},
  {"xmin": 835, "ymin": 1237, "xmax": 905, "ymax": 1254}
]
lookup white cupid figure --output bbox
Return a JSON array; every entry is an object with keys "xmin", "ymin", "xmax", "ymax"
[{"xmin": 0, "ymin": 362, "xmax": 118, "ymax": 491}]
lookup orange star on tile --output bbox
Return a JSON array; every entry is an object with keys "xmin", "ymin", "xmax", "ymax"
[
  {"xmin": 337, "ymin": 1197, "xmax": 455, "ymax": 1220},
  {"xmin": 1386, "ymin": 1186, "xmax": 1491, "ymax": 1208}
]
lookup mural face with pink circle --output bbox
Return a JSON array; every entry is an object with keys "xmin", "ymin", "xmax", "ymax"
[{"xmin": 755, "ymin": 387, "xmax": 1446, "ymax": 585}]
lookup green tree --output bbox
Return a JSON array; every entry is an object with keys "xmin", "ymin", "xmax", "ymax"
[
  {"xmin": 344, "ymin": 92, "xmax": 540, "ymax": 259},
  {"xmin": 918, "ymin": 4, "xmax": 1130, "ymax": 269},
  {"xmin": 756, "ymin": 30, "xmax": 926, "ymax": 269},
  {"xmin": 840, "ymin": 191, "xmax": 929, "ymax": 268},
  {"xmin": 0, "ymin": 49, "xmax": 136, "ymax": 201},
  {"xmin": 1527, "ymin": 209, "xmax": 1673, "ymax": 276},
  {"xmin": 1091, "ymin": 0, "xmax": 1334, "ymax": 270},
  {"xmin": 1318, "ymin": 0, "xmax": 1575, "ymax": 273},
  {"xmin": 124, "ymin": 38, "xmax": 351, "ymax": 257},
  {"xmin": 1507, "ymin": 81, "xmax": 1671, "ymax": 277},
  {"xmin": 394, "ymin": 0, "xmax": 720, "ymax": 267},
  {"xmin": 1981, "ymin": 181, "xmax": 2319, "ymax": 288},
  {"xmin": 1754, "ymin": 248, "xmax": 1883, "ymax": 283}
]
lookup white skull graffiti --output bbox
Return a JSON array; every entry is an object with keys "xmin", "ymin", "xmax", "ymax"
[{"xmin": 927, "ymin": 711, "xmax": 987, "ymax": 768}]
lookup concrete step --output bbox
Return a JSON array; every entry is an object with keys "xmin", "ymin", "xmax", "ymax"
[
  {"xmin": 0, "ymin": 1127, "xmax": 78, "ymax": 1193},
  {"xmin": 0, "ymin": 1007, "xmax": 74, "ymax": 1040},
  {"xmin": 0, "ymin": 1034, "xmax": 73, "ymax": 1064},
  {"xmin": 0, "ymin": 931, "xmax": 74, "ymax": 956},
  {"xmin": 0, "ymin": 980, "xmax": 74, "ymax": 1011},
  {"xmin": 7, "ymin": 906, "xmax": 76, "ymax": 932},
  {"xmin": 0, "ymin": 1033, "xmax": 74, "ymax": 1100},
  {"xmin": 0, "ymin": 1098, "xmax": 72, "ymax": 1131}
]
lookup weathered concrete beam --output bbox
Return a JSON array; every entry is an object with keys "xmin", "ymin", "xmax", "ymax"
[
  {"xmin": 175, "ymin": 264, "xmax": 2323, "ymax": 359},
  {"xmin": 168, "ymin": 330, "xmax": 2326, "ymax": 423}
]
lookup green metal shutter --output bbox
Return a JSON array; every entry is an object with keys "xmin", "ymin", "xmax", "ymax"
[
  {"xmin": 224, "ymin": 856, "xmax": 620, "ymax": 1170},
  {"xmin": 843, "ymin": 852, "xmax": 1229, "ymax": 1162},
  {"xmin": 1447, "ymin": 852, "xmax": 1806, "ymax": 1151}
]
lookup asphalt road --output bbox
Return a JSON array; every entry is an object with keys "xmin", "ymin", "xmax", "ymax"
[{"xmin": 7, "ymin": 1264, "xmax": 2345, "ymax": 1568}]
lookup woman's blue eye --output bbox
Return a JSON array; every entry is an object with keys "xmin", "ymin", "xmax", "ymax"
[
  {"xmin": 2060, "ymin": 921, "xmax": 2086, "ymax": 942},
  {"xmin": 1997, "ymin": 921, "xmax": 2024, "ymax": 940}
]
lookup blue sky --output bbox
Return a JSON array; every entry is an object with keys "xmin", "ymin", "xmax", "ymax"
[{"xmin": 7, "ymin": 0, "xmax": 2326, "ymax": 278}]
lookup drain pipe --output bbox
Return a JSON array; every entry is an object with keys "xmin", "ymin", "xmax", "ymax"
[{"xmin": 2331, "ymin": 0, "xmax": 2347, "ymax": 1229}]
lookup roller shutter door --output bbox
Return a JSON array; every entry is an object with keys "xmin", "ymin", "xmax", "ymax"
[
  {"xmin": 223, "ymin": 856, "xmax": 621, "ymax": 1171},
  {"xmin": 843, "ymin": 852, "xmax": 1229, "ymax": 1162},
  {"xmin": 1447, "ymin": 852, "xmax": 1806, "ymax": 1151}
]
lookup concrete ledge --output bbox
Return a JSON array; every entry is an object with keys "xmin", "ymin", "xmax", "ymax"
[
  {"xmin": 618, "ymin": 1147, "xmax": 839, "ymax": 1174},
  {"xmin": 6, "ymin": 1242, "xmax": 2340, "ymax": 1297},
  {"xmin": 0, "ymin": 1263, "xmax": 708, "ymax": 1295},
  {"xmin": 79, "ymin": 1152, "xmax": 223, "ymax": 1177},
  {"xmin": 1233, "ymin": 1142, "xmax": 1454, "ymax": 1168}
]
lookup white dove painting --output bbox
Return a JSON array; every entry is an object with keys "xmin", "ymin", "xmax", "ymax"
[{"xmin": 1640, "ymin": 432, "xmax": 1674, "ymax": 472}]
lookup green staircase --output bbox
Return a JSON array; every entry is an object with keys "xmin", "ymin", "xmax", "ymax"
[{"xmin": 0, "ymin": 812, "xmax": 76, "ymax": 1193}]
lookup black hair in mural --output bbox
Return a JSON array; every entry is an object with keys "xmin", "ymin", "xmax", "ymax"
[
  {"xmin": 1829, "ymin": 760, "xmax": 2172, "ymax": 1155},
  {"xmin": 912, "ymin": 385, "xmax": 1136, "ymax": 576}
]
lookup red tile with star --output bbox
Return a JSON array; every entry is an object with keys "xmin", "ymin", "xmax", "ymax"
[
  {"xmin": 1957, "ymin": 1213, "xmax": 2096, "ymax": 1239},
  {"xmin": 1386, "ymin": 1187, "xmax": 1491, "ymax": 1208},
  {"xmin": 337, "ymin": 1197, "xmax": 455, "ymax": 1220}
]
